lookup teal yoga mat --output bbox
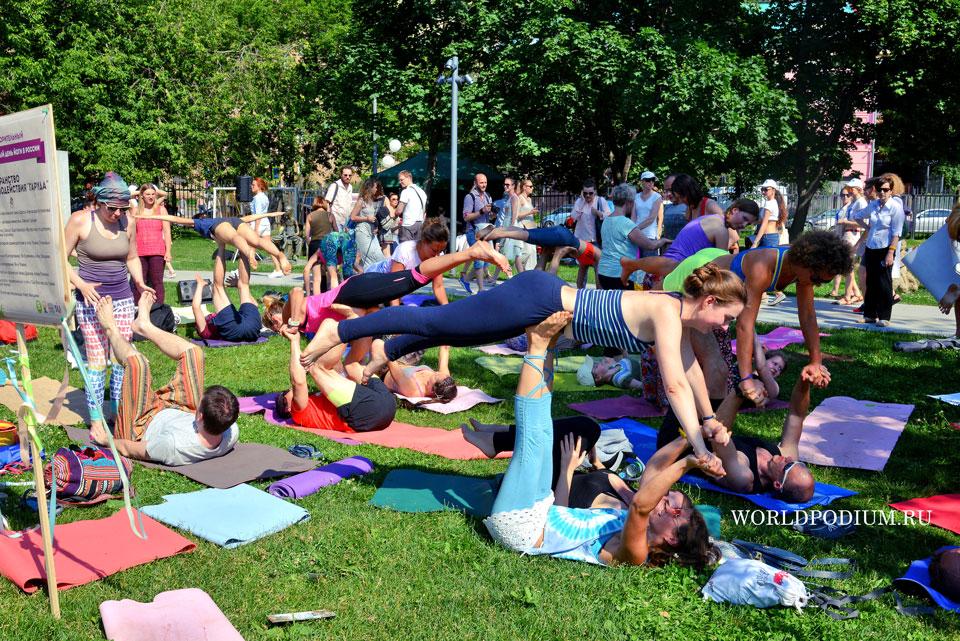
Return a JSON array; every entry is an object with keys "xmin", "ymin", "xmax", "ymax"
[{"xmin": 369, "ymin": 469, "xmax": 500, "ymax": 517}]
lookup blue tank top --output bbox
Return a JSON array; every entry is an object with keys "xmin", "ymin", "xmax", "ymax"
[
  {"xmin": 730, "ymin": 246, "xmax": 790, "ymax": 292},
  {"xmin": 572, "ymin": 289, "xmax": 654, "ymax": 353}
]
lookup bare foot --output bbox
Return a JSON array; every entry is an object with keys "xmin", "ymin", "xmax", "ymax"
[
  {"xmin": 132, "ymin": 290, "xmax": 156, "ymax": 335},
  {"xmin": 89, "ymin": 420, "xmax": 110, "ymax": 446},
  {"xmin": 620, "ymin": 256, "xmax": 641, "ymax": 287},
  {"xmin": 939, "ymin": 285, "xmax": 959, "ymax": 315},
  {"xmin": 94, "ymin": 295, "xmax": 116, "ymax": 328},
  {"xmin": 361, "ymin": 338, "xmax": 390, "ymax": 383},
  {"xmin": 299, "ymin": 318, "xmax": 342, "ymax": 368},
  {"xmin": 280, "ymin": 256, "xmax": 293, "ymax": 275},
  {"xmin": 460, "ymin": 424, "xmax": 497, "ymax": 458},
  {"xmin": 468, "ymin": 417, "xmax": 509, "ymax": 433},
  {"xmin": 246, "ymin": 249, "xmax": 259, "ymax": 271},
  {"xmin": 468, "ymin": 240, "xmax": 512, "ymax": 276}
]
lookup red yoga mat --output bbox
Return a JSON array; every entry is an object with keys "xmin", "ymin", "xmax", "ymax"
[
  {"xmin": 0, "ymin": 511, "xmax": 195, "ymax": 593},
  {"xmin": 890, "ymin": 494, "xmax": 960, "ymax": 535}
]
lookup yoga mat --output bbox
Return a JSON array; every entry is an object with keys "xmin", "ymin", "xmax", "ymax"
[
  {"xmin": 930, "ymin": 392, "xmax": 960, "ymax": 406},
  {"xmin": 236, "ymin": 394, "xmax": 362, "ymax": 445},
  {"xmin": 189, "ymin": 335, "xmax": 270, "ymax": 348},
  {"xmin": 267, "ymin": 456, "xmax": 373, "ymax": 499},
  {"xmin": 902, "ymin": 225, "xmax": 960, "ymax": 301},
  {"xmin": 400, "ymin": 294, "xmax": 438, "ymax": 306},
  {"xmin": 474, "ymin": 355, "xmax": 586, "ymax": 376},
  {"xmin": 0, "ymin": 511, "xmax": 195, "ymax": 593},
  {"xmin": 731, "ymin": 326, "xmax": 829, "ymax": 353},
  {"xmin": 100, "ymin": 588, "xmax": 244, "ymax": 641},
  {"xmin": 890, "ymin": 494, "xmax": 960, "ymax": 536},
  {"xmin": 238, "ymin": 395, "xmax": 508, "ymax": 459},
  {"xmin": 395, "ymin": 386, "xmax": 502, "ymax": 414},
  {"xmin": 142, "ymin": 483, "xmax": 310, "ymax": 548},
  {"xmin": 602, "ymin": 418, "xmax": 856, "ymax": 512},
  {"xmin": 475, "ymin": 343, "xmax": 525, "ymax": 356},
  {"xmin": 369, "ymin": 469, "xmax": 499, "ymax": 517},
  {"xmin": 0, "ymin": 376, "xmax": 89, "ymax": 425},
  {"xmin": 798, "ymin": 396, "xmax": 914, "ymax": 471},
  {"xmin": 568, "ymin": 395, "xmax": 789, "ymax": 421},
  {"xmin": 894, "ymin": 546, "xmax": 960, "ymax": 612}
]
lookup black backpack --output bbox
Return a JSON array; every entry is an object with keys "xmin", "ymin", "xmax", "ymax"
[{"xmin": 150, "ymin": 303, "xmax": 176, "ymax": 333}]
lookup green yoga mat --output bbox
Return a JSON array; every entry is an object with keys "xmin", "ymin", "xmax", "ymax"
[
  {"xmin": 370, "ymin": 469, "xmax": 499, "ymax": 517},
  {"xmin": 474, "ymin": 355, "xmax": 587, "ymax": 376}
]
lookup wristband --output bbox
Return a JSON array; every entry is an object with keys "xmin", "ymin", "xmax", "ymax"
[
  {"xmin": 701, "ymin": 414, "xmax": 716, "ymax": 423},
  {"xmin": 740, "ymin": 373, "xmax": 756, "ymax": 382}
]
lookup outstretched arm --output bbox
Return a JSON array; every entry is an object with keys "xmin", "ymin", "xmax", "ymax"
[
  {"xmin": 283, "ymin": 328, "xmax": 311, "ymax": 410},
  {"xmin": 240, "ymin": 211, "xmax": 284, "ymax": 223},
  {"xmin": 778, "ymin": 374, "xmax": 813, "ymax": 459},
  {"xmin": 133, "ymin": 213, "xmax": 195, "ymax": 226},
  {"xmin": 795, "ymin": 280, "xmax": 827, "ymax": 387}
]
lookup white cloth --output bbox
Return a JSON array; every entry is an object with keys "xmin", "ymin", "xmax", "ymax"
[
  {"xmin": 365, "ymin": 239, "xmax": 431, "ymax": 273},
  {"xmin": 572, "ymin": 196, "xmax": 608, "ymax": 242},
  {"xmin": 143, "ymin": 408, "xmax": 238, "ymax": 467},
  {"xmin": 399, "ymin": 184, "xmax": 427, "ymax": 227},
  {"xmin": 633, "ymin": 192, "xmax": 662, "ymax": 240},
  {"xmin": 249, "ymin": 192, "xmax": 270, "ymax": 235},
  {"xmin": 702, "ymin": 558, "xmax": 808, "ymax": 610},
  {"xmin": 325, "ymin": 180, "xmax": 355, "ymax": 231}
]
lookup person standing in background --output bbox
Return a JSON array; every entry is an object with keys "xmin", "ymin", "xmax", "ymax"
[
  {"xmin": 130, "ymin": 183, "xmax": 171, "ymax": 305},
  {"xmin": 249, "ymin": 177, "xmax": 285, "ymax": 278},
  {"xmin": 571, "ymin": 179, "xmax": 608, "ymax": 288},
  {"xmin": 633, "ymin": 171, "xmax": 664, "ymax": 256},
  {"xmin": 395, "ymin": 170, "xmax": 427, "ymax": 243}
]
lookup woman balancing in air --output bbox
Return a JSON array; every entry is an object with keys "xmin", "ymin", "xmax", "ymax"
[
  {"xmin": 483, "ymin": 310, "xmax": 721, "ymax": 567},
  {"xmin": 140, "ymin": 211, "xmax": 293, "ymax": 275},
  {"xmin": 300, "ymin": 264, "xmax": 749, "ymax": 468}
]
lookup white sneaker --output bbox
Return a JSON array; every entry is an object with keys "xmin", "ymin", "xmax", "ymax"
[
  {"xmin": 876, "ymin": 319, "xmax": 890, "ymax": 328},
  {"xmin": 769, "ymin": 292, "xmax": 786, "ymax": 306},
  {"xmin": 268, "ymin": 270, "xmax": 284, "ymax": 279}
]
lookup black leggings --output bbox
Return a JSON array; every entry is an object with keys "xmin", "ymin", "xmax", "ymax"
[
  {"xmin": 491, "ymin": 416, "xmax": 601, "ymax": 489},
  {"xmin": 337, "ymin": 270, "xmax": 566, "ymax": 359},
  {"xmin": 862, "ymin": 247, "xmax": 894, "ymax": 321},
  {"xmin": 332, "ymin": 269, "xmax": 426, "ymax": 309}
]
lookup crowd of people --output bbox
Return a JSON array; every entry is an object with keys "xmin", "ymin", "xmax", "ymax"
[{"xmin": 62, "ymin": 164, "xmax": 960, "ymax": 575}]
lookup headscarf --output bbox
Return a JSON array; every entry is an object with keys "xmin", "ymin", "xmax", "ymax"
[{"xmin": 92, "ymin": 171, "xmax": 131, "ymax": 207}]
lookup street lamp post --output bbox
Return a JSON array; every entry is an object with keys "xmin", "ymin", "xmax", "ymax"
[
  {"xmin": 437, "ymin": 56, "xmax": 473, "ymax": 253},
  {"xmin": 372, "ymin": 94, "xmax": 379, "ymax": 176}
]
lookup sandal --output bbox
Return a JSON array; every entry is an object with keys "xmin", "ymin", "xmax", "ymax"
[
  {"xmin": 834, "ymin": 296, "xmax": 852, "ymax": 305},
  {"xmin": 288, "ymin": 444, "xmax": 323, "ymax": 460}
]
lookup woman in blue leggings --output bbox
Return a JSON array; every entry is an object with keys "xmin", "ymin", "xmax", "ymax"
[
  {"xmin": 300, "ymin": 264, "xmax": 748, "ymax": 471},
  {"xmin": 484, "ymin": 311, "xmax": 719, "ymax": 567},
  {"xmin": 481, "ymin": 223, "xmax": 599, "ymax": 274}
]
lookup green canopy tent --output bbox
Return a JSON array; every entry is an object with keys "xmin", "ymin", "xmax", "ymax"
[{"xmin": 376, "ymin": 151, "xmax": 505, "ymax": 221}]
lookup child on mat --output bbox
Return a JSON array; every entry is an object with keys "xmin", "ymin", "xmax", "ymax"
[
  {"xmin": 483, "ymin": 310, "xmax": 721, "ymax": 567},
  {"xmin": 380, "ymin": 342, "xmax": 458, "ymax": 404},
  {"xmin": 89, "ymin": 291, "xmax": 239, "ymax": 466},
  {"xmin": 193, "ymin": 245, "xmax": 262, "ymax": 343},
  {"xmin": 260, "ymin": 240, "xmax": 512, "ymax": 334},
  {"xmin": 274, "ymin": 326, "xmax": 396, "ymax": 432},
  {"xmin": 139, "ymin": 210, "xmax": 293, "ymax": 275}
]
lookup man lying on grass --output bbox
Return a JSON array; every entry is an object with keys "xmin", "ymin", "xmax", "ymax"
[{"xmin": 90, "ymin": 291, "xmax": 239, "ymax": 465}]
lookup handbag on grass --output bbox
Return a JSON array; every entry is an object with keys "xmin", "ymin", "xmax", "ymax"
[{"xmin": 43, "ymin": 445, "xmax": 134, "ymax": 505}]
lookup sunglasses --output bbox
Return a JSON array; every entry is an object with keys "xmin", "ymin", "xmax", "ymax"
[
  {"xmin": 779, "ymin": 461, "xmax": 800, "ymax": 487},
  {"xmin": 582, "ymin": 190, "xmax": 596, "ymax": 196},
  {"xmin": 841, "ymin": 193, "xmax": 853, "ymax": 198},
  {"xmin": 103, "ymin": 205, "xmax": 130, "ymax": 213},
  {"xmin": 879, "ymin": 187, "xmax": 893, "ymax": 193}
]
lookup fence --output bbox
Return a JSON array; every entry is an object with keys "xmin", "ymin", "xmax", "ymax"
[
  {"xmin": 161, "ymin": 182, "xmax": 325, "ymax": 226},
  {"xmin": 799, "ymin": 192, "xmax": 958, "ymax": 238}
]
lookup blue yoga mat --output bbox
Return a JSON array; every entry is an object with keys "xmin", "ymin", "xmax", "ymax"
[
  {"xmin": 895, "ymin": 546, "xmax": 960, "ymax": 612},
  {"xmin": 142, "ymin": 483, "xmax": 309, "ymax": 548},
  {"xmin": 601, "ymin": 418, "xmax": 856, "ymax": 512}
]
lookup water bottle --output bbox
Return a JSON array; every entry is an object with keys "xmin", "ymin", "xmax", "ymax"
[{"xmin": 619, "ymin": 459, "xmax": 645, "ymax": 482}]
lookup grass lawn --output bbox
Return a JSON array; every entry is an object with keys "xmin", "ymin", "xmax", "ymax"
[{"xmin": 3, "ymin": 244, "xmax": 959, "ymax": 640}]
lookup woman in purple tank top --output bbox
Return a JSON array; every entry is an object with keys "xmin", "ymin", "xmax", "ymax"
[
  {"xmin": 64, "ymin": 172, "xmax": 155, "ymax": 437},
  {"xmin": 620, "ymin": 199, "xmax": 760, "ymax": 287}
]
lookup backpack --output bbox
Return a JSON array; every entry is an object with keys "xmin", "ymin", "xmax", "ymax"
[
  {"xmin": 149, "ymin": 302, "xmax": 177, "ymax": 332},
  {"xmin": 43, "ymin": 445, "xmax": 133, "ymax": 505}
]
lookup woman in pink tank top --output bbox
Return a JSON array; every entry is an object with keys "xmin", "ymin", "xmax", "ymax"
[{"xmin": 130, "ymin": 183, "xmax": 171, "ymax": 305}]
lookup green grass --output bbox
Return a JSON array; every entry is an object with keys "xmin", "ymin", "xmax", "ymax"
[{"xmin": 2, "ymin": 247, "xmax": 959, "ymax": 639}]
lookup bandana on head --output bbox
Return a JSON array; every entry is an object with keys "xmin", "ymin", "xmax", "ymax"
[{"xmin": 92, "ymin": 171, "xmax": 131, "ymax": 207}]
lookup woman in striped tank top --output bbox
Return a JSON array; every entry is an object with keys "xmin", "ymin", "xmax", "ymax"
[{"xmin": 130, "ymin": 183, "xmax": 172, "ymax": 305}]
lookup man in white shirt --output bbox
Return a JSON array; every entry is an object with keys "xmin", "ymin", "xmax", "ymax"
[
  {"xmin": 89, "ymin": 291, "xmax": 239, "ymax": 466},
  {"xmin": 325, "ymin": 166, "xmax": 355, "ymax": 231},
  {"xmin": 395, "ymin": 170, "xmax": 427, "ymax": 242},
  {"xmin": 571, "ymin": 178, "xmax": 608, "ymax": 288},
  {"xmin": 633, "ymin": 170, "xmax": 663, "ymax": 257}
]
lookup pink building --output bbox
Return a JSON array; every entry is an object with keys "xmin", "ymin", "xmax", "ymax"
[{"xmin": 847, "ymin": 110, "xmax": 878, "ymax": 179}]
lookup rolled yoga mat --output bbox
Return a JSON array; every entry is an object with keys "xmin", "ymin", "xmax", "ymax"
[{"xmin": 268, "ymin": 456, "xmax": 373, "ymax": 499}]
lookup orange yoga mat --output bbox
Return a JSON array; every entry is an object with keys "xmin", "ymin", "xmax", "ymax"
[
  {"xmin": 0, "ymin": 511, "xmax": 195, "ymax": 593},
  {"xmin": 890, "ymin": 494, "xmax": 960, "ymax": 535}
]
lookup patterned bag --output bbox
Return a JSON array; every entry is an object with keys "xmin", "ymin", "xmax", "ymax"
[{"xmin": 43, "ymin": 445, "xmax": 133, "ymax": 504}]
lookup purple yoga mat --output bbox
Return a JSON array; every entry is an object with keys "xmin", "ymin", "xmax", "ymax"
[
  {"xmin": 236, "ymin": 395, "xmax": 362, "ymax": 445},
  {"xmin": 268, "ymin": 456, "xmax": 373, "ymax": 499},
  {"xmin": 189, "ymin": 335, "xmax": 269, "ymax": 348},
  {"xmin": 400, "ymin": 294, "xmax": 438, "ymax": 306}
]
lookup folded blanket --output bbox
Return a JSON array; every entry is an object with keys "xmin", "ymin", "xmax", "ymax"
[
  {"xmin": 602, "ymin": 418, "xmax": 856, "ymax": 512},
  {"xmin": 142, "ymin": 483, "xmax": 310, "ymax": 548},
  {"xmin": 100, "ymin": 588, "xmax": 244, "ymax": 641},
  {"xmin": 395, "ymin": 386, "xmax": 501, "ymax": 414}
]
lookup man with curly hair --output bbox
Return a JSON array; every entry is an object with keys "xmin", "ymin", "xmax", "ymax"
[{"xmin": 660, "ymin": 231, "xmax": 853, "ymax": 405}]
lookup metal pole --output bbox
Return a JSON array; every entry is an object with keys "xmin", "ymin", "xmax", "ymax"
[
  {"xmin": 372, "ymin": 95, "xmax": 379, "ymax": 176},
  {"xmin": 450, "ymin": 56, "xmax": 458, "ymax": 253}
]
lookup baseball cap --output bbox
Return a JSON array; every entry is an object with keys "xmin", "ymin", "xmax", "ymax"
[
  {"xmin": 640, "ymin": 171, "xmax": 656, "ymax": 181},
  {"xmin": 575, "ymin": 355, "xmax": 596, "ymax": 387},
  {"xmin": 759, "ymin": 179, "xmax": 779, "ymax": 190},
  {"xmin": 845, "ymin": 178, "xmax": 865, "ymax": 189}
]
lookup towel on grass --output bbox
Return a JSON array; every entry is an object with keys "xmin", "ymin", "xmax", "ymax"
[
  {"xmin": 370, "ymin": 469, "xmax": 498, "ymax": 516},
  {"xmin": 890, "ymin": 494, "xmax": 960, "ymax": 536},
  {"xmin": 0, "ymin": 511, "xmax": 194, "ymax": 593},
  {"xmin": 188, "ymin": 335, "xmax": 269, "ymax": 348},
  {"xmin": 602, "ymin": 418, "xmax": 856, "ymax": 512},
  {"xmin": 394, "ymin": 386, "xmax": 502, "ymax": 414},
  {"xmin": 268, "ymin": 456, "xmax": 373, "ymax": 499},
  {"xmin": 568, "ymin": 395, "xmax": 789, "ymax": 421},
  {"xmin": 142, "ymin": 483, "xmax": 310, "ymax": 548},
  {"xmin": 474, "ymin": 355, "xmax": 586, "ymax": 375},
  {"xmin": 100, "ymin": 588, "xmax": 243, "ymax": 641},
  {"xmin": 798, "ymin": 397, "xmax": 913, "ymax": 471}
]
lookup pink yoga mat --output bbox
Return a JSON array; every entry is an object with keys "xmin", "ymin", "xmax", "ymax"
[
  {"xmin": 237, "ymin": 395, "xmax": 362, "ymax": 445},
  {"xmin": 100, "ymin": 588, "xmax": 243, "ymax": 641},
  {"xmin": 890, "ymin": 494, "xmax": 960, "ymax": 535},
  {"xmin": 476, "ymin": 343, "xmax": 525, "ymax": 356},
  {"xmin": 798, "ymin": 396, "xmax": 913, "ymax": 471},
  {"xmin": 568, "ymin": 395, "xmax": 789, "ymax": 421},
  {"xmin": 731, "ymin": 326, "xmax": 829, "ymax": 353},
  {"xmin": 395, "ymin": 386, "xmax": 502, "ymax": 414},
  {"xmin": 0, "ymin": 511, "xmax": 195, "ymax": 593}
]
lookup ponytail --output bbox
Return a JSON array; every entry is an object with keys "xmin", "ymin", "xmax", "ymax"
[
  {"xmin": 261, "ymin": 294, "xmax": 284, "ymax": 329},
  {"xmin": 683, "ymin": 264, "xmax": 747, "ymax": 306}
]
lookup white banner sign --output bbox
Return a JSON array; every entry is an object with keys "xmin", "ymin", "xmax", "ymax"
[{"xmin": 0, "ymin": 105, "xmax": 70, "ymax": 325}]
